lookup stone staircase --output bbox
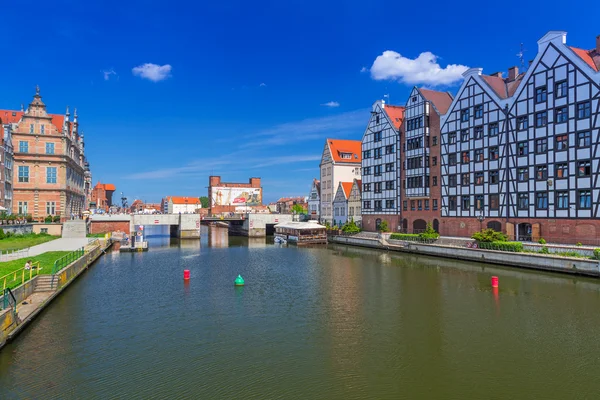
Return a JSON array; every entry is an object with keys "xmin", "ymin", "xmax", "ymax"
[
  {"xmin": 34, "ymin": 275, "xmax": 56, "ymax": 292},
  {"xmin": 62, "ymin": 220, "xmax": 87, "ymax": 238}
]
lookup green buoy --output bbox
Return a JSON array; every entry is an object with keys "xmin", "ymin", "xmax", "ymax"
[{"xmin": 234, "ymin": 275, "xmax": 245, "ymax": 286}]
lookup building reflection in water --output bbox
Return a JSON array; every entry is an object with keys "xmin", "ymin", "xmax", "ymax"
[{"xmin": 208, "ymin": 226, "xmax": 229, "ymax": 248}]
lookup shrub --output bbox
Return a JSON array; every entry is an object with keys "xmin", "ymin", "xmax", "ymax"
[
  {"xmin": 341, "ymin": 219, "xmax": 361, "ymax": 234},
  {"xmin": 419, "ymin": 222, "xmax": 440, "ymax": 240},
  {"xmin": 53, "ymin": 215, "xmax": 61, "ymax": 223},
  {"xmin": 594, "ymin": 248, "xmax": 600, "ymax": 260},
  {"xmin": 389, "ymin": 233, "xmax": 420, "ymax": 241},
  {"xmin": 478, "ymin": 241, "xmax": 523, "ymax": 252},
  {"xmin": 0, "ymin": 229, "xmax": 5, "ymax": 240},
  {"xmin": 539, "ymin": 246, "xmax": 549, "ymax": 254},
  {"xmin": 576, "ymin": 242, "xmax": 583, "ymax": 247},
  {"xmin": 378, "ymin": 221, "xmax": 389, "ymax": 232},
  {"xmin": 538, "ymin": 238, "xmax": 546, "ymax": 245},
  {"xmin": 44, "ymin": 215, "xmax": 53, "ymax": 223},
  {"xmin": 472, "ymin": 228, "xmax": 508, "ymax": 243}
]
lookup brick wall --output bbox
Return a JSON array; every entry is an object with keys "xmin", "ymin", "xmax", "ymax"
[
  {"xmin": 362, "ymin": 215, "xmax": 401, "ymax": 233},
  {"xmin": 90, "ymin": 220, "xmax": 129, "ymax": 234}
]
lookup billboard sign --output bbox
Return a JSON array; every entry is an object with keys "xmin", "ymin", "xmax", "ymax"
[{"xmin": 211, "ymin": 187, "xmax": 262, "ymax": 207}]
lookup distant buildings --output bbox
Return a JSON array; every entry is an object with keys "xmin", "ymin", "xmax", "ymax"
[
  {"xmin": 91, "ymin": 182, "xmax": 116, "ymax": 212},
  {"xmin": 332, "ymin": 181, "xmax": 353, "ymax": 227},
  {"xmin": 208, "ymin": 176, "xmax": 262, "ymax": 215},
  {"xmin": 319, "ymin": 139, "xmax": 362, "ymax": 225},
  {"xmin": 276, "ymin": 196, "xmax": 308, "ymax": 214},
  {"xmin": 307, "ymin": 179, "xmax": 321, "ymax": 220}
]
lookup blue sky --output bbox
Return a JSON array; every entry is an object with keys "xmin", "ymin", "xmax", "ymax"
[{"xmin": 1, "ymin": 0, "xmax": 598, "ymax": 204}]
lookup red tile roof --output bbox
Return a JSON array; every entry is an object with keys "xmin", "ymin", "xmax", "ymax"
[
  {"xmin": 383, "ymin": 105, "xmax": 405, "ymax": 130},
  {"xmin": 569, "ymin": 47, "xmax": 599, "ymax": 72},
  {"xmin": 170, "ymin": 196, "xmax": 200, "ymax": 204},
  {"xmin": 327, "ymin": 139, "xmax": 361, "ymax": 163},
  {"xmin": 340, "ymin": 181, "xmax": 353, "ymax": 198},
  {"xmin": 0, "ymin": 109, "xmax": 72, "ymax": 133},
  {"xmin": 481, "ymin": 75, "xmax": 509, "ymax": 99},
  {"xmin": 353, "ymin": 179, "xmax": 362, "ymax": 194},
  {"xmin": 419, "ymin": 88, "xmax": 453, "ymax": 114},
  {"xmin": 94, "ymin": 182, "xmax": 116, "ymax": 191}
]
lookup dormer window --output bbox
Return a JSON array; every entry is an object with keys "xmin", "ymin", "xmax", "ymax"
[{"xmin": 340, "ymin": 152, "xmax": 352, "ymax": 159}]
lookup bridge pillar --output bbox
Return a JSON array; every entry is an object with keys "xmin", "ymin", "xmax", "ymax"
[{"xmin": 177, "ymin": 214, "xmax": 201, "ymax": 239}]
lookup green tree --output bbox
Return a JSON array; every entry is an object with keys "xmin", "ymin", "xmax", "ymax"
[
  {"xmin": 199, "ymin": 196, "xmax": 209, "ymax": 208},
  {"xmin": 472, "ymin": 228, "xmax": 508, "ymax": 242},
  {"xmin": 378, "ymin": 220, "xmax": 389, "ymax": 232},
  {"xmin": 341, "ymin": 218, "xmax": 361, "ymax": 233},
  {"xmin": 291, "ymin": 204, "xmax": 307, "ymax": 214}
]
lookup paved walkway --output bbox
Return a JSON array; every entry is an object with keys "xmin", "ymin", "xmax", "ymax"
[{"xmin": 27, "ymin": 238, "xmax": 90, "ymax": 256}]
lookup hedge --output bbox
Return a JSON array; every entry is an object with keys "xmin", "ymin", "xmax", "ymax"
[
  {"xmin": 389, "ymin": 233, "xmax": 421, "ymax": 241},
  {"xmin": 477, "ymin": 241, "xmax": 523, "ymax": 252}
]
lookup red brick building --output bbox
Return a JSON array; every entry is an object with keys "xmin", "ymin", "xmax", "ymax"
[
  {"xmin": 209, "ymin": 176, "xmax": 262, "ymax": 215},
  {"xmin": 91, "ymin": 182, "xmax": 116, "ymax": 211}
]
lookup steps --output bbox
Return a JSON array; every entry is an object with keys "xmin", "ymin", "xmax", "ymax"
[
  {"xmin": 34, "ymin": 275, "xmax": 56, "ymax": 292},
  {"xmin": 62, "ymin": 220, "xmax": 87, "ymax": 238}
]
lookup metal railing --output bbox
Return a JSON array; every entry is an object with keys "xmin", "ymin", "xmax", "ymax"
[
  {"xmin": 52, "ymin": 248, "xmax": 85, "ymax": 275},
  {"xmin": 0, "ymin": 248, "xmax": 30, "ymax": 262},
  {"xmin": 2, "ymin": 288, "xmax": 17, "ymax": 313},
  {"xmin": 1, "ymin": 261, "xmax": 41, "ymax": 292}
]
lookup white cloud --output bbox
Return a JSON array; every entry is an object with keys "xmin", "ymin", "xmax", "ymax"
[
  {"xmin": 132, "ymin": 63, "xmax": 172, "ymax": 82},
  {"xmin": 369, "ymin": 51, "xmax": 468, "ymax": 86},
  {"xmin": 321, "ymin": 101, "xmax": 340, "ymax": 107},
  {"xmin": 103, "ymin": 68, "xmax": 117, "ymax": 81},
  {"xmin": 360, "ymin": 67, "xmax": 367, "ymax": 73},
  {"xmin": 259, "ymin": 82, "xmax": 267, "ymax": 87}
]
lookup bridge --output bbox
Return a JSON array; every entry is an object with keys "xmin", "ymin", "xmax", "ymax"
[{"xmin": 89, "ymin": 214, "xmax": 201, "ymax": 238}]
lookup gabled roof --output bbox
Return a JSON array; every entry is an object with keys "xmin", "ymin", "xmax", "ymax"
[
  {"xmin": 352, "ymin": 179, "xmax": 362, "ymax": 194},
  {"xmin": 383, "ymin": 105, "xmax": 405, "ymax": 130},
  {"xmin": 569, "ymin": 46, "xmax": 599, "ymax": 72},
  {"xmin": 340, "ymin": 181, "xmax": 353, "ymax": 198},
  {"xmin": 326, "ymin": 139, "xmax": 361, "ymax": 163},
  {"xmin": 419, "ymin": 88, "xmax": 453, "ymax": 115},
  {"xmin": 0, "ymin": 110, "xmax": 23, "ymax": 124},
  {"xmin": 312, "ymin": 178, "xmax": 321, "ymax": 196},
  {"xmin": 480, "ymin": 72, "xmax": 525, "ymax": 100},
  {"xmin": 94, "ymin": 182, "xmax": 116, "ymax": 191},
  {"xmin": 170, "ymin": 196, "xmax": 200, "ymax": 204}
]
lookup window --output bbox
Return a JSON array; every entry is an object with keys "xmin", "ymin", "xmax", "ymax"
[
  {"xmin": 41, "ymin": 228, "xmax": 48, "ymax": 234},
  {"xmin": 386, "ymin": 200, "xmax": 394, "ymax": 209},
  {"xmin": 41, "ymin": 124, "xmax": 45, "ymax": 134},
  {"xmin": 518, "ymin": 193, "xmax": 529, "ymax": 209},
  {"xmin": 424, "ymin": 199, "xmax": 430, "ymax": 210},
  {"xmin": 363, "ymin": 183, "xmax": 371, "ymax": 192},
  {"xmin": 19, "ymin": 141, "xmax": 28, "ymax": 153},
  {"xmin": 536, "ymin": 165, "xmax": 548, "ymax": 180},
  {"xmin": 461, "ymin": 109, "xmax": 470, "ymax": 122},
  {"xmin": 475, "ymin": 171, "xmax": 484, "ymax": 185},
  {"xmin": 433, "ymin": 176, "xmax": 437, "ymax": 186},
  {"xmin": 462, "ymin": 173, "xmax": 470, "ymax": 186},
  {"xmin": 555, "ymin": 80, "xmax": 567, "ymax": 98},
  {"xmin": 374, "ymin": 182, "xmax": 382, "ymax": 193},
  {"xmin": 363, "ymin": 201, "xmax": 371, "ymax": 209},
  {"xmin": 406, "ymin": 157, "xmax": 422, "ymax": 170},
  {"xmin": 517, "ymin": 116, "xmax": 528, "ymax": 130},
  {"xmin": 362, "ymin": 150, "xmax": 371, "ymax": 159},
  {"xmin": 449, "ymin": 196, "xmax": 457, "ymax": 211},
  {"xmin": 46, "ymin": 167, "xmax": 57, "ymax": 184},
  {"xmin": 448, "ymin": 132, "xmax": 456, "ymax": 144},
  {"xmin": 578, "ymin": 160, "xmax": 591, "ymax": 177},
  {"xmin": 407, "ymin": 176, "xmax": 423, "ymax": 188},
  {"xmin": 461, "ymin": 151, "xmax": 470, "ymax": 164},
  {"xmin": 46, "ymin": 142, "xmax": 55, "ymax": 154},
  {"xmin": 433, "ymin": 199, "xmax": 438, "ymax": 210},
  {"xmin": 490, "ymin": 194, "xmax": 499, "ymax": 210},
  {"xmin": 579, "ymin": 190, "xmax": 592, "ymax": 209},
  {"xmin": 555, "ymin": 134, "xmax": 568, "ymax": 151},
  {"xmin": 475, "ymin": 195, "xmax": 484, "ymax": 210},
  {"xmin": 517, "ymin": 141, "xmax": 528, "ymax": 156},
  {"xmin": 474, "ymin": 104, "xmax": 483, "ymax": 118},
  {"xmin": 385, "ymin": 162, "xmax": 394, "ymax": 172},
  {"xmin": 577, "ymin": 101, "xmax": 591, "ymax": 119},
  {"xmin": 489, "ymin": 123, "xmax": 499, "ymax": 136},
  {"xmin": 374, "ymin": 200, "xmax": 382, "ymax": 210},
  {"xmin": 29, "ymin": 124, "xmax": 34, "ymax": 134},
  {"xmin": 555, "ymin": 163, "xmax": 568, "ymax": 179},
  {"xmin": 18, "ymin": 166, "xmax": 29, "ymax": 183},
  {"xmin": 489, "ymin": 170, "xmax": 499, "ymax": 184},
  {"xmin": 374, "ymin": 131, "xmax": 382, "ymax": 141},
  {"xmin": 536, "ymin": 192, "xmax": 548, "ymax": 209},
  {"xmin": 374, "ymin": 148, "xmax": 382, "ymax": 159},
  {"xmin": 403, "ymin": 201, "xmax": 407, "ymax": 211},
  {"xmin": 448, "ymin": 174, "xmax": 457, "ymax": 187},
  {"xmin": 363, "ymin": 167, "xmax": 371, "ymax": 175},
  {"xmin": 474, "ymin": 126, "xmax": 483, "ymax": 139},
  {"xmin": 555, "ymin": 106, "xmax": 568, "ymax": 123},
  {"xmin": 432, "ymin": 136, "xmax": 438, "ymax": 146},
  {"xmin": 461, "ymin": 195, "xmax": 470, "ymax": 209},
  {"xmin": 578, "ymin": 131, "xmax": 591, "ymax": 148},
  {"xmin": 410, "ymin": 200, "xmax": 415, "ymax": 211},
  {"xmin": 461, "ymin": 129, "xmax": 469, "ymax": 142},
  {"xmin": 448, "ymin": 153, "xmax": 457, "ymax": 166},
  {"xmin": 406, "ymin": 117, "xmax": 423, "ymax": 131},
  {"xmin": 385, "ymin": 181, "xmax": 394, "ymax": 190},
  {"xmin": 518, "ymin": 167, "xmax": 529, "ymax": 182},
  {"xmin": 46, "ymin": 201, "xmax": 56, "ymax": 215},
  {"xmin": 489, "ymin": 146, "xmax": 499, "ymax": 160},
  {"xmin": 385, "ymin": 144, "xmax": 395, "ymax": 154},
  {"xmin": 376, "ymin": 115, "xmax": 380, "ymax": 124},
  {"xmin": 474, "ymin": 149, "xmax": 484, "ymax": 162},
  {"xmin": 535, "ymin": 86, "xmax": 547, "ymax": 103},
  {"xmin": 535, "ymin": 138, "xmax": 548, "ymax": 154},
  {"xmin": 407, "ymin": 138, "xmax": 422, "ymax": 150},
  {"xmin": 18, "ymin": 201, "xmax": 28, "ymax": 214},
  {"xmin": 556, "ymin": 191, "xmax": 569, "ymax": 209},
  {"xmin": 432, "ymin": 156, "xmax": 437, "ymax": 166},
  {"xmin": 417, "ymin": 200, "xmax": 423, "ymax": 210},
  {"xmin": 535, "ymin": 111, "xmax": 547, "ymax": 127}
]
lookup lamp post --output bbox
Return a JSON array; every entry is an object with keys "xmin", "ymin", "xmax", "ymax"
[{"xmin": 477, "ymin": 211, "xmax": 485, "ymax": 231}]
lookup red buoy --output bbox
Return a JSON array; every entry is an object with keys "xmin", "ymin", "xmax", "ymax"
[
  {"xmin": 184, "ymin": 269, "xmax": 190, "ymax": 280},
  {"xmin": 491, "ymin": 276, "xmax": 499, "ymax": 288}
]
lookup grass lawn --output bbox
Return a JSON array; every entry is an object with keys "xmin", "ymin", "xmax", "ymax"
[
  {"xmin": 0, "ymin": 251, "xmax": 70, "ymax": 291},
  {"xmin": 0, "ymin": 234, "xmax": 59, "ymax": 252},
  {"xmin": 86, "ymin": 233, "xmax": 107, "ymax": 238}
]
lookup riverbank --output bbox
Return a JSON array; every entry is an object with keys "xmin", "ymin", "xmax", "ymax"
[
  {"xmin": 329, "ymin": 235, "xmax": 600, "ymax": 278},
  {"xmin": 0, "ymin": 239, "xmax": 112, "ymax": 349}
]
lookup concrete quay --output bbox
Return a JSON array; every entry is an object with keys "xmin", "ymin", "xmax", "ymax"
[{"xmin": 89, "ymin": 213, "xmax": 201, "ymax": 238}]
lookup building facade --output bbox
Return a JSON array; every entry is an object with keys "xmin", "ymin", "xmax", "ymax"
[
  {"xmin": 441, "ymin": 31, "xmax": 600, "ymax": 244},
  {"xmin": 347, "ymin": 178, "xmax": 362, "ymax": 227},
  {"xmin": 5, "ymin": 87, "xmax": 88, "ymax": 220},
  {"xmin": 0, "ymin": 122, "xmax": 14, "ymax": 211},
  {"xmin": 400, "ymin": 88, "xmax": 452, "ymax": 233},
  {"xmin": 308, "ymin": 178, "xmax": 320, "ymax": 220},
  {"xmin": 168, "ymin": 196, "xmax": 201, "ymax": 213},
  {"xmin": 91, "ymin": 182, "xmax": 115, "ymax": 211},
  {"xmin": 319, "ymin": 139, "xmax": 361, "ymax": 225},
  {"xmin": 209, "ymin": 176, "xmax": 262, "ymax": 215},
  {"xmin": 332, "ymin": 181, "xmax": 353, "ymax": 227},
  {"xmin": 276, "ymin": 196, "xmax": 308, "ymax": 214},
  {"xmin": 361, "ymin": 101, "xmax": 403, "ymax": 231}
]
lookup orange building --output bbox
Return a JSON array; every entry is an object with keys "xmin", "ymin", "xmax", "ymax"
[
  {"xmin": 3, "ymin": 87, "xmax": 88, "ymax": 220},
  {"xmin": 91, "ymin": 182, "xmax": 116, "ymax": 211}
]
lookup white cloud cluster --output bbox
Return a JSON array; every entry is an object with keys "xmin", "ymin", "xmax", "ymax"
[
  {"xmin": 103, "ymin": 68, "xmax": 117, "ymax": 81},
  {"xmin": 321, "ymin": 101, "xmax": 340, "ymax": 107},
  {"xmin": 369, "ymin": 51, "xmax": 468, "ymax": 86},
  {"xmin": 132, "ymin": 63, "xmax": 172, "ymax": 82}
]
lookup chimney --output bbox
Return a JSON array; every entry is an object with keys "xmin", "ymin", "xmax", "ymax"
[
  {"xmin": 508, "ymin": 66, "xmax": 519, "ymax": 81},
  {"xmin": 596, "ymin": 35, "xmax": 600, "ymax": 53},
  {"xmin": 490, "ymin": 72, "xmax": 503, "ymax": 78}
]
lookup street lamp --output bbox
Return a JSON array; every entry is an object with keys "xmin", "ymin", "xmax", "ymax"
[{"xmin": 477, "ymin": 211, "xmax": 485, "ymax": 231}]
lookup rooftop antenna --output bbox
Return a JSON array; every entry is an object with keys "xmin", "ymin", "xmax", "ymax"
[{"xmin": 517, "ymin": 43, "xmax": 526, "ymax": 70}]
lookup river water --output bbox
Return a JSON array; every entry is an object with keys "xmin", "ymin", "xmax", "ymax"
[{"xmin": 1, "ymin": 226, "xmax": 600, "ymax": 399}]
